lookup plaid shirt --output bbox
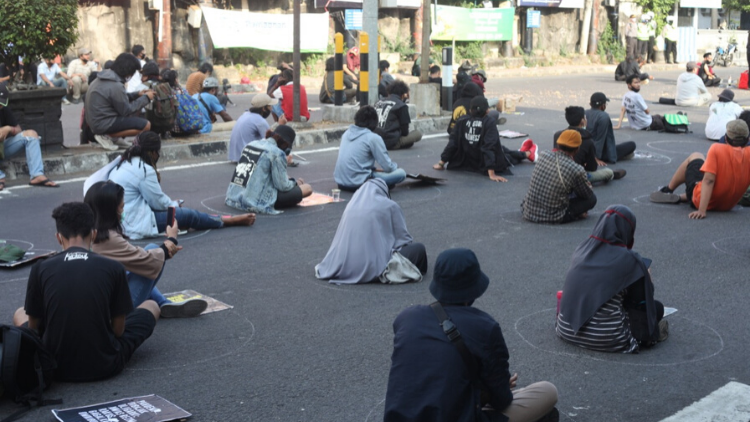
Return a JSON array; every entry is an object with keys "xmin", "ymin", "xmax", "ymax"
[{"xmin": 522, "ymin": 150, "xmax": 594, "ymax": 223}]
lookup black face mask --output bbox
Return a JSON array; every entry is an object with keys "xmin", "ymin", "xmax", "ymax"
[{"xmin": 261, "ymin": 107, "xmax": 271, "ymax": 118}]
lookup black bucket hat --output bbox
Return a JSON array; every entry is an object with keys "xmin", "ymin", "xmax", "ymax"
[{"xmin": 429, "ymin": 248, "xmax": 490, "ymax": 303}]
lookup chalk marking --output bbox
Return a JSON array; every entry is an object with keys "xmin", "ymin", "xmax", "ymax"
[{"xmin": 658, "ymin": 382, "xmax": 750, "ymax": 422}]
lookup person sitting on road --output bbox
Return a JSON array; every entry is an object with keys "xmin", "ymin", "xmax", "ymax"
[
  {"xmin": 705, "ymin": 89, "xmax": 743, "ymax": 141},
  {"xmin": 0, "ymin": 82, "xmax": 59, "ymax": 190},
  {"xmin": 108, "ymin": 131, "xmax": 255, "ymax": 239},
  {"xmin": 383, "ymin": 247, "xmax": 558, "ymax": 422},
  {"xmin": 66, "ymin": 47, "xmax": 100, "ymax": 104},
  {"xmin": 698, "ymin": 52, "xmax": 721, "ymax": 87},
  {"xmin": 320, "ymin": 57, "xmax": 356, "ymax": 104},
  {"xmin": 554, "ymin": 106, "xmax": 625, "ymax": 183},
  {"xmin": 186, "ymin": 62, "xmax": 213, "ymax": 96},
  {"xmin": 13, "ymin": 202, "xmax": 159, "ymax": 382},
  {"xmin": 614, "ymin": 74, "xmax": 664, "ymax": 131},
  {"xmin": 470, "ymin": 68, "xmax": 487, "ymax": 92},
  {"xmin": 675, "ymin": 62, "xmax": 711, "ymax": 107},
  {"xmin": 374, "ymin": 80, "xmax": 422, "ymax": 150},
  {"xmin": 522, "ymin": 130, "xmax": 596, "ymax": 224},
  {"xmin": 452, "ymin": 60, "xmax": 474, "ymax": 98},
  {"xmin": 267, "ymin": 62, "xmax": 293, "ymax": 96},
  {"xmin": 435, "ymin": 96, "xmax": 536, "ymax": 182},
  {"xmin": 447, "ymin": 82, "xmax": 505, "ymax": 135},
  {"xmin": 649, "ymin": 120, "xmax": 750, "ymax": 219},
  {"xmin": 85, "ymin": 180, "xmax": 208, "ymax": 318},
  {"xmin": 85, "ymin": 53, "xmax": 154, "ymax": 151},
  {"xmin": 614, "ymin": 55, "xmax": 652, "ymax": 83},
  {"xmin": 270, "ymin": 68, "xmax": 310, "ymax": 123},
  {"xmin": 557, "ymin": 205, "xmax": 667, "ymax": 353},
  {"xmin": 334, "ymin": 106, "xmax": 406, "ymax": 191},
  {"xmin": 226, "ymin": 125, "xmax": 312, "ymax": 214},
  {"xmin": 315, "ymin": 178, "xmax": 427, "ymax": 284},
  {"xmin": 586, "ymin": 92, "xmax": 636, "ymax": 163},
  {"xmin": 194, "ymin": 77, "xmax": 233, "ymax": 134},
  {"xmin": 228, "ymin": 94, "xmax": 275, "ymax": 162},
  {"xmin": 37, "ymin": 56, "xmax": 71, "ymax": 104},
  {"xmin": 378, "ymin": 60, "xmax": 395, "ymax": 99}
]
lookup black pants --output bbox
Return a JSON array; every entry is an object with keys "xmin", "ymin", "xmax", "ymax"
[
  {"xmin": 399, "ymin": 242, "xmax": 428, "ymax": 275},
  {"xmin": 616, "ymin": 141, "xmax": 636, "ymax": 161},
  {"xmin": 647, "ymin": 36, "xmax": 656, "ymax": 62},
  {"xmin": 503, "ymin": 145, "xmax": 527, "ymax": 165},
  {"xmin": 626, "ymin": 37, "xmax": 637, "ymax": 59},
  {"xmin": 665, "ymin": 40, "xmax": 677, "ymax": 63},
  {"xmin": 704, "ymin": 77, "xmax": 721, "ymax": 87},
  {"xmin": 627, "ymin": 300, "xmax": 664, "ymax": 346},
  {"xmin": 561, "ymin": 194, "xmax": 597, "ymax": 223}
]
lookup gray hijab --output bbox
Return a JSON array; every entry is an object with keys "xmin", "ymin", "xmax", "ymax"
[
  {"xmin": 560, "ymin": 205, "xmax": 656, "ymax": 334},
  {"xmin": 315, "ymin": 179, "xmax": 412, "ymax": 284}
]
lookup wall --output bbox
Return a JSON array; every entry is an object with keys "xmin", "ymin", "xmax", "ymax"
[{"xmin": 534, "ymin": 8, "xmax": 581, "ymax": 56}]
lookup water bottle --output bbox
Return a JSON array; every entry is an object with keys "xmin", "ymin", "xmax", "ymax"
[
  {"xmin": 728, "ymin": 76, "xmax": 733, "ymax": 87},
  {"xmin": 556, "ymin": 291, "xmax": 563, "ymax": 318}
]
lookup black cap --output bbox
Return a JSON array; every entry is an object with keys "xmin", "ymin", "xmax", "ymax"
[
  {"xmin": 469, "ymin": 96, "xmax": 489, "ymax": 114},
  {"xmin": 272, "ymin": 125, "xmax": 296, "ymax": 146},
  {"xmin": 0, "ymin": 82, "xmax": 8, "ymax": 107},
  {"xmin": 590, "ymin": 92, "xmax": 610, "ymax": 107}
]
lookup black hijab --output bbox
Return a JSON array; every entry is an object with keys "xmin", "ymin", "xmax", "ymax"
[{"xmin": 560, "ymin": 205, "xmax": 656, "ymax": 335}]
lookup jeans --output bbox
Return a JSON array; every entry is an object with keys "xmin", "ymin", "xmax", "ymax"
[
  {"xmin": 127, "ymin": 244, "xmax": 170, "ymax": 307},
  {"xmin": 272, "ymin": 102, "xmax": 284, "ymax": 118},
  {"xmin": 41, "ymin": 78, "xmax": 69, "ymax": 99},
  {"xmin": 372, "ymin": 168, "xmax": 407, "ymax": 187},
  {"xmin": 1, "ymin": 133, "xmax": 44, "ymax": 179},
  {"xmin": 153, "ymin": 206, "xmax": 223, "ymax": 233},
  {"xmin": 588, "ymin": 167, "xmax": 614, "ymax": 183}
]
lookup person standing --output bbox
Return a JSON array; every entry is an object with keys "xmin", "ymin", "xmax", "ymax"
[
  {"xmin": 646, "ymin": 13, "xmax": 657, "ymax": 63},
  {"xmin": 636, "ymin": 17, "xmax": 650, "ymax": 59},
  {"xmin": 67, "ymin": 47, "xmax": 100, "ymax": 104},
  {"xmin": 662, "ymin": 17, "xmax": 678, "ymax": 64},
  {"xmin": 37, "ymin": 57, "xmax": 71, "ymax": 104},
  {"xmin": 383, "ymin": 248, "xmax": 558, "ymax": 422},
  {"xmin": 625, "ymin": 15, "xmax": 638, "ymax": 59}
]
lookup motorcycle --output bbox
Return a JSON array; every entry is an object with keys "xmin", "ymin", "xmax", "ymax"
[{"xmin": 714, "ymin": 40, "xmax": 738, "ymax": 67}]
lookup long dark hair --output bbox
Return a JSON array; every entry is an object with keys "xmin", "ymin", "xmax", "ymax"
[
  {"xmin": 84, "ymin": 180, "xmax": 126, "ymax": 243},
  {"xmin": 117, "ymin": 131, "xmax": 162, "ymax": 182}
]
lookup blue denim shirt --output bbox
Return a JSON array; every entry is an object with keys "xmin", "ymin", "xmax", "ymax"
[{"xmin": 225, "ymin": 139, "xmax": 296, "ymax": 215}]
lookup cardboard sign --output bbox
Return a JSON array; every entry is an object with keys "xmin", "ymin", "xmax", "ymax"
[
  {"xmin": 498, "ymin": 130, "xmax": 529, "ymax": 138},
  {"xmin": 406, "ymin": 174, "xmax": 446, "ymax": 184},
  {"xmin": 52, "ymin": 395, "xmax": 191, "ymax": 422},
  {"xmin": 163, "ymin": 290, "xmax": 232, "ymax": 315},
  {"xmin": 299, "ymin": 192, "xmax": 339, "ymax": 207}
]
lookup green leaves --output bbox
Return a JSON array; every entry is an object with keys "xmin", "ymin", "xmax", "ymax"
[
  {"xmin": 634, "ymin": 0, "xmax": 677, "ymax": 34},
  {"xmin": 0, "ymin": 0, "xmax": 80, "ymax": 71}
]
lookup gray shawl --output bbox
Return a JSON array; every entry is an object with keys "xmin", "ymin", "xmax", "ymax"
[{"xmin": 315, "ymin": 179, "xmax": 412, "ymax": 284}]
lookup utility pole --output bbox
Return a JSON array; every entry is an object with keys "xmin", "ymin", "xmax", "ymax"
[
  {"xmin": 157, "ymin": 0, "xmax": 173, "ymax": 68},
  {"xmin": 293, "ymin": 0, "xmax": 301, "ymax": 121},
  {"xmin": 363, "ymin": 0, "xmax": 379, "ymax": 105},
  {"xmin": 419, "ymin": 0, "xmax": 430, "ymax": 83}
]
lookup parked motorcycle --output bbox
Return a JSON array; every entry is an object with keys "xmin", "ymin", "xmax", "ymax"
[{"xmin": 714, "ymin": 41, "xmax": 738, "ymax": 67}]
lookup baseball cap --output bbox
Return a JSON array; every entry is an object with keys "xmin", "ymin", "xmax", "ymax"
[
  {"xmin": 469, "ymin": 96, "xmax": 489, "ymax": 114},
  {"xmin": 590, "ymin": 92, "xmax": 610, "ymax": 107},
  {"xmin": 0, "ymin": 83, "xmax": 9, "ymax": 107},
  {"xmin": 78, "ymin": 47, "xmax": 92, "ymax": 56},
  {"xmin": 726, "ymin": 119, "xmax": 749, "ymax": 142},
  {"xmin": 251, "ymin": 93, "xmax": 278, "ymax": 108}
]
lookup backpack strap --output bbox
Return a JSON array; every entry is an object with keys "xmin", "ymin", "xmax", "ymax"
[
  {"xmin": 429, "ymin": 302, "xmax": 479, "ymax": 381},
  {"xmin": 197, "ymin": 94, "xmax": 217, "ymax": 123}
]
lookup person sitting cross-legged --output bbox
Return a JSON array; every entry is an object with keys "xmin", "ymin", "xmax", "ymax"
[
  {"xmin": 649, "ymin": 120, "xmax": 750, "ymax": 219},
  {"xmin": 374, "ymin": 80, "xmax": 422, "ymax": 150},
  {"xmin": 13, "ymin": 202, "xmax": 159, "ymax": 381},
  {"xmin": 585, "ymin": 92, "xmax": 636, "ymax": 163},
  {"xmin": 334, "ymin": 106, "xmax": 406, "ymax": 192}
]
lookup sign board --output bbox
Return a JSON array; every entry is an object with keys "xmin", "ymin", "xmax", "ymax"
[
  {"xmin": 345, "ymin": 9, "xmax": 363, "ymax": 30},
  {"xmin": 315, "ymin": 0, "xmax": 418, "ymax": 9},
  {"xmin": 431, "ymin": 6, "xmax": 515, "ymax": 41},
  {"xmin": 527, "ymin": 10, "xmax": 541, "ymax": 28},
  {"xmin": 52, "ymin": 395, "xmax": 191, "ymax": 422},
  {"xmin": 200, "ymin": 7, "xmax": 329, "ymax": 53},
  {"xmin": 518, "ymin": 0, "xmax": 584, "ymax": 7},
  {"xmin": 680, "ymin": 0, "xmax": 721, "ymax": 8}
]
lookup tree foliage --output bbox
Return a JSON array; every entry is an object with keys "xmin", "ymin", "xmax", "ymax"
[
  {"xmin": 723, "ymin": 0, "xmax": 750, "ymax": 14},
  {"xmin": 633, "ymin": 0, "xmax": 676, "ymax": 34},
  {"xmin": 0, "ymin": 0, "xmax": 79, "ymax": 73}
]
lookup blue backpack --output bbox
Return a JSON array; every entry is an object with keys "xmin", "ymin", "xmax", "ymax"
[{"xmin": 174, "ymin": 90, "xmax": 203, "ymax": 134}]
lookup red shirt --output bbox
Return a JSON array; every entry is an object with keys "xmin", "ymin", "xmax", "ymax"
[{"xmin": 280, "ymin": 84, "xmax": 310, "ymax": 120}]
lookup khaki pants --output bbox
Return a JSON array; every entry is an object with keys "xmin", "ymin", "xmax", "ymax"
[
  {"xmin": 70, "ymin": 76, "xmax": 88, "ymax": 100},
  {"xmin": 393, "ymin": 130, "xmax": 423, "ymax": 149},
  {"xmin": 502, "ymin": 381, "xmax": 558, "ymax": 422}
]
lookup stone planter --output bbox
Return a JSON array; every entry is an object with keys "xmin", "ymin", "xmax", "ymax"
[{"xmin": 8, "ymin": 87, "xmax": 65, "ymax": 147}]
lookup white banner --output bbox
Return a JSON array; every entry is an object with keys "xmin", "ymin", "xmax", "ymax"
[
  {"xmin": 517, "ymin": 0, "xmax": 584, "ymax": 8},
  {"xmin": 200, "ymin": 7, "xmax": 329, "ymax": 53},
  {"xmin": 679, "ymin": 0, "xmax": 721, "ymax": 8}
]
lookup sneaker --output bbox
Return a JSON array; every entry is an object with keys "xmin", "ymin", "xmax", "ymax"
[
  {"xmin": 114, "ymin": 138, "xmax": 132, "ymax": 149},
  {"xmin": 160, "ymin": 298, "xmax": 208, "ymax": 318},
  {"xmin": 94, "ymin": 134, "xmax": 119, "ymax": 151},
  {"xmin": 658, "ymin": 319, "xmax": 669, "ymax": 342},
  {"xmin": 537, "ymin": 408, "xmax": 560, "ymax": 422},
  {"xmin": 613, "ymin": 169, "xmax": 627, "ymax": 180},
  {"xmin": 520, "ymin": 138, "xmax": 534, "ymax": 152},
  {"xmin": 62, "ymin": 97, "xmax": 71, "ymax": 105},
  {"xmin": 528, "ymin": 142, "xmax": 538, "ymax": 162},
  {"xmin": 642, "ymin": 79, "xmax": 650, "ymax": 85},
  {"xmin": 649, "ymin": 186, "xmax": 680, "ymax": 204},
  {"xmin": 497, "ymin": 117, "xmax": 507, "ymax": 126}
]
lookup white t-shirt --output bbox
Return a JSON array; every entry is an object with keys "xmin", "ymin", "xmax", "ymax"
[
  {"xmin": 705, "ymin": 101, "xmax": 744, "ymax": 140},
  {"xmin": 37, "ymin": 62, "xmax": 61, "ymax": 85},
  {"xmin": 126, "ymin": 59, "xmax": 147, "ymax": 93},
  {"xmin": 272, "ymin": 82, "xmax": 293, "ymax": 100},
  {"xmin": 622, "ymin": 90, "xmax": 652, "ymax": 130}
]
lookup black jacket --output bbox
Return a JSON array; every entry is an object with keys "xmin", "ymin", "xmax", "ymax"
[
  {"xmin": 553, "ymin": 126, "xmax": 598, "ymax": 172},
  {"xmin": 374, "ymin": 94, "xmax": 410, "ymax": 149},
  {"xmin": 442, "ymin": 114, "xmax": 510, "ymax": 174}
]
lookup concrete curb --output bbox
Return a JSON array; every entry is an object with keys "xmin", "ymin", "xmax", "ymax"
[{"xmin": 3, "ymin": 115, "xmax": 451, "ymax": 179}]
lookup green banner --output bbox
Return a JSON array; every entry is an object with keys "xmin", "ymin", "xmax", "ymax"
[{"xmin": 431, "ymin": 6, "xmax": 515, "ymax": 41}]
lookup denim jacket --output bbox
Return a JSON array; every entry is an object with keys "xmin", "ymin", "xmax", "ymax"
[
  {"xmin": 109, "ymin": 157, "xmax": 178, "ymax": 239},
  {"xmin": 225, "ymin": 139, "xmax": 296, "ymax": 215}
]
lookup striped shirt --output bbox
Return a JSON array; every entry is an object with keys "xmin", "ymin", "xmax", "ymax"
[{"xmin": 556, "ymin": 293, "xmax": 639, "ymax": 353}]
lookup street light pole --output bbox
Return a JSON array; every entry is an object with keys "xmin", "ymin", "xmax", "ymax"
[{"xmin": 293, "ymin": 0, "xmax": 301, "ymax": 122}]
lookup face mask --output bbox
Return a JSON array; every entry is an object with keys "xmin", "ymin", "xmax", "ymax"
[{"xmin": 261, "ymin": 108, "xmax": 271, "ymax": 118}]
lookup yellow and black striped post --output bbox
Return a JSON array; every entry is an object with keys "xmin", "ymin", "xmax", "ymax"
[
  {"xmin": 359, "ymin": 32, "xmax": 369, "ymax": 107},
  {"xmin": 334, "ymin": 33, "xmax": 344, "ymax": 106}
]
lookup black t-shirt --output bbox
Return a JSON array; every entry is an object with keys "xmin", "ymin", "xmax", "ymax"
[
  {"xmin": 25, "ymin": 247, "xmax": 133, "ymax": 382},
  {"xmin": 0, "ymin": 105, "xmax": 18, "ymax": 127},
  {"xmin": 553, "ymin": 126, "xmax": 598, "ymax": 172},
  {"xmin": 374, "ymin": 94, "xmax": 410, "ymax": 149}
]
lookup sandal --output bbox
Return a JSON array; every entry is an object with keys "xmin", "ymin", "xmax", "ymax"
[{"xmin": 29, "ymin": 177, "xmax": 59, "ymax": 188}]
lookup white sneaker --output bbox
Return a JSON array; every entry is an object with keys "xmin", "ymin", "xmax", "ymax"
[
  {"xmin": 62, "ymin": 97, "xmax": 71, "ymax": 105},
  {"xmin": 94, "ymin": 134, "xmax": 118, "ymax": 151},
  {"xmin": 114, "ymin": 138, "xmax": 132, "ymax": 149}
]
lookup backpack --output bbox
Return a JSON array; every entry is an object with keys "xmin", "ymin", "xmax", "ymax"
[
  {"xmin": 173, "ymin": 89, "xmax": 203, "ymax": 134},
  {"xmin": 661, "ymin": 113, "xmax": 691, "ymax": 134},
  {"xmin": 146, "ymin": 82, "xmax": 177, "ymax": 134},
  {"xmin": 0, "ymin": 325, "xmax": 61, "ymax": 422}
]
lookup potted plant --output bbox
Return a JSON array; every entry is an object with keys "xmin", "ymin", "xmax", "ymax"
[{"xmin": 0, "ymin": 0, "xmax": 79, "ymax": 147}]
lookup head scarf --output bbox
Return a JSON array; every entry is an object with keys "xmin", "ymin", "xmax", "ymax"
[
  {"xmin": 315, "ymin": 179, "xmax": 413, "ymax": 284},
  {"xmin": 559, "ymin": 205, "xmax": 656, "ymax": 334}
]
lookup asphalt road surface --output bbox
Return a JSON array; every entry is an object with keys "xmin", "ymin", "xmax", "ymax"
[{"xmin": 2, "ymin": 67, "xmax": 750, "ymax": 422}]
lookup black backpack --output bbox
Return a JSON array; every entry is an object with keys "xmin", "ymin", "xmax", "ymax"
[{"xmin": 0, "ymin": 325, "xmax": 60, "ymax": 422}]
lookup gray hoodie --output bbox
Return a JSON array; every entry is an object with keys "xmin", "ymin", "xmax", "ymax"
[
  {"xmin": 675, "ymin": 71, "xmax": 708, "ymax": 107},
  {"xmin": 85, "ymin": 69, "xmax": 150, "ymax": 134},
  {"xmin": 334, "ymin": 125, "xmax": 399, "ymax": 188}
]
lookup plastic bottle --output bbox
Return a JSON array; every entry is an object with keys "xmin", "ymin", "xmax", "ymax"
[
  {"xmin": 728, "ymin": 76, "xmax": 733, "ymax": 87},
  {"xmin": 556, "ymin": 291, "xmax": 563, "ymax": 318}
]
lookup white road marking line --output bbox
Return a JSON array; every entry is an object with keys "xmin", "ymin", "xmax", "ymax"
[{"xmin": 659, "ymin": 382, "xmax": 750, "ymax": 422}]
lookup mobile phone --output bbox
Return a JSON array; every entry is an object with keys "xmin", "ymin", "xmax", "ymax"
[
  {"xmin": 167, "ymin": 206, "xmax": 176, "ymax": 228},
  {"xmin": 178, "ymin": 199, "xmax": 185, "ymax": 206}
]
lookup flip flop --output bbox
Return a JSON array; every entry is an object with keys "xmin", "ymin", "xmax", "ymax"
[{"xmin": 29, "ymin": 177, "xmax": 59, "ymax": 188}]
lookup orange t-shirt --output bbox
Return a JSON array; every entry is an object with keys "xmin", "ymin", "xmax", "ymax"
[
  {"xmin": 692, "ymin": 143, "xmax": 750, "ymax": 210},
  {"xmin": 185, "ymin": 72, "xmax": 207, "ymax": 96}
]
